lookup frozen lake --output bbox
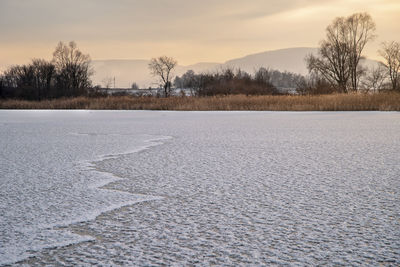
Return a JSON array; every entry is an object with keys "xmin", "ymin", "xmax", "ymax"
[{"xmin": 0, "ymin": 111, "xmax": 399, "ymax": 266}]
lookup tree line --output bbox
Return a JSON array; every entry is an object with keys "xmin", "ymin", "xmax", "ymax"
[
  {"xmin": 0, "ymin": 41, "xmax": 93, "ymax": 99},
  {"xmin": 172, "ymin": 68, "xmax": 307, "ymax": 96}
]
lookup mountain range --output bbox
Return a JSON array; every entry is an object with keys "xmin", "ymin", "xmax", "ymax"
[{"xmin": 91, "ymin": 47, "xmax": 379, "ymax": 88}]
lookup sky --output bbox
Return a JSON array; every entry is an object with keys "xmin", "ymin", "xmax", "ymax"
[{"xmin": 0, "ymin": 0, "xmax": 399, "ymax": 70}]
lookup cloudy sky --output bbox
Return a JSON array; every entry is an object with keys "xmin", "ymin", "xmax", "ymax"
[{"xmin": 0, "ymin": 0, "xmax": 399, "ymax": 68}]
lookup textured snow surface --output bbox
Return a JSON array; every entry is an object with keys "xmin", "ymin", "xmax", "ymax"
[{"xmin": 0, "ymin": 111, "xmax": 399, "ymax": 266}]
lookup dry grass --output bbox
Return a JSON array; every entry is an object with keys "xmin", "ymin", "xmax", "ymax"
[{"xmin": 1, "ymin": 93, "xmax": 400, "ymax": 111}]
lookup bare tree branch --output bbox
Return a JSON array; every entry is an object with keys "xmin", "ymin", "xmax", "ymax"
[
  {"xmin": 379, "ymin": 41, "xmax": 400, "ymax": 91},
  {"xmin": 148, "ymin": 56, "xmax": 177, "ymax": 97},
  {"xmin": 306, "ymin": 12, "xmax": 376, "ymax": 92}
]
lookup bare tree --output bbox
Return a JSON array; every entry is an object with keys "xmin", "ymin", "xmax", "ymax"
[
  {"xmin": 0, "ymin": 73, "xmax": 3, "ymax": 98},
  {"xmin": 175, "ymin": 70, "xmax": 199, "ymax": 96},
  {"xmin": 102, "ymin": 77, "xmax": 113, "ymax": 89},
  {"xmin": 379, "ymin": 41, "xmax": 400, "ymax": 91},
  {"xmin": 347, "ymin": 13, "xmax": 376, "ymax": 91},
  {"xmin": 52, "ymin": 41, "xmax": 93, "ymax": 96},
  {"xmin": 31, "ymin": 59, "xmax": 56, "ymax": 99},
  {"xmin": 131, "ymin": 82, "xmax": 139, "ymax": 90},
  {"xmin": 306, "ymin": 12, "xmax": 376, "ymax": 92},
  {"xmin": 254, "ymin": 67, "xmax": 271, "ymax": 85},
  {"xmin": 0, "ymin": 41, "xmax": 94, "ymax": 99},
  {"xmin": 2, "ymin": 61, "xmax": 55, "ymax": 100},
  {"xmin": 306, "ymin": 17, "xmax": 351, "ymax": 92},
  {"xmin": 148, "ymin": 56, "xmax": 177, "ymax": 97},
  {"xmin": 4, "ymin": 65, "xmax": 33, "ymax": 88},
  {"xmin": 360, "ymin": 64, "xmax": 388, "ymax": 92},
  {"xmin": 296, "ymin": 72, "xmax": 338, "ymax": 95}
]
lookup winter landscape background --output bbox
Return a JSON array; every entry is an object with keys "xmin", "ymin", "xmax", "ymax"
[
  {"xmin": 1, "ymin": 0, "xmax": 399, "ymax": 265},
  {"xmin": 91, "ymin": 47, "xmax": 380, "ymax": 89}
]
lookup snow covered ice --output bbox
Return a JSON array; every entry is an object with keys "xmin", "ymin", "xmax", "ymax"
[{"xmin": 0, "ymin": 110, "xmax": 399, "ymax": 266}]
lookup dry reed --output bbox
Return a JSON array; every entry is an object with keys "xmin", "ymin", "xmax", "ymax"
[{"xmin": 1, "ymin": 93, "xmax": 399, "ymax": 111}]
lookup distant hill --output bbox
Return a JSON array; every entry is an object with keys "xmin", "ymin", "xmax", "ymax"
[
  {"xmin": 91, "ymin": 47, "xmax": 379, "ymax": 88},
  {"xmin": 223, "ymin": 47, "xmax": 318, "ymax": 75}
]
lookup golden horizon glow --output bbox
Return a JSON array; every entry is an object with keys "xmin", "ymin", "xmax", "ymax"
[{"xmin": 0, "ymin": 0, "xmax": 399, "ymax": 70}]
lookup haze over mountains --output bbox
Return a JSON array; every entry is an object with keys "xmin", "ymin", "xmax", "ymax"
[
  {"xmin": 92, "ymin": 47, "xmax": 378, "ymax": 88},
  {"xmin": 91, "ymin": 47, "xmax": 315, "ymax": 88},
  {"xmin": 92, "ymin": 60, "xmax": 221, "ymax": 89}
]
